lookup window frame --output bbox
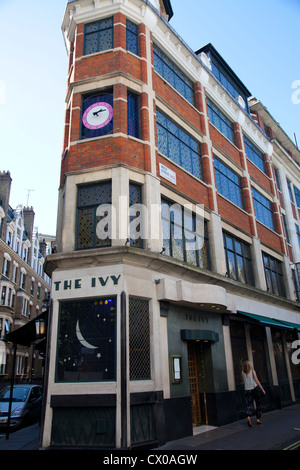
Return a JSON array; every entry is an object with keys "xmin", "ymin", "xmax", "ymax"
[
  {"xmin": 252, "ymin": 187, "xmax": 275, "ymax": 231},
  {"xmin": 214, "ymin": 156, "xmax": 244, "ymax": 209},
  {"xmin": 223, "ymin": 232, "xmax": 254, "ymax": 286},
  {"xmin": 263, "ymin": 252, "xmax": 286, "ymax": 297},
  {"xmin": 161, "ymin": 198, "xmax": 210, "ymax": 270},
  {"xmin": 153, "ymin": 43, "xmax": 195, "ymax": 105},
  {"xmin": 244, "ymin": 136, "xmax": 266, "ymax": 173},
  {"xmin": 156, "ymin": 110, "xmax": 203, "ymax": 181},
  {"xmin": 76, "ymin": 180, "xmax": 112, "ymax": 251},
  {"xmin": 126, "ymin": 19, "xmax": 139, "ymax": 56},
  {"xmin": 83, "ymin": 17, "xmax": 114, "ymax": 56},
  {"xmin": 207, "ymin": 98, "xmax": 235, "ymax": 144}
]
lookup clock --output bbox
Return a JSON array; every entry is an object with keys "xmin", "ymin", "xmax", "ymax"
[{"xmin": 82, "ymin": 102, "xmax": 113, "ymax": 130}]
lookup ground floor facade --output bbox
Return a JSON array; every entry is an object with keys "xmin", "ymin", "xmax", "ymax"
[{"xmin": 40, "ymin": 248, "xmax": 300, "ymax": 449}]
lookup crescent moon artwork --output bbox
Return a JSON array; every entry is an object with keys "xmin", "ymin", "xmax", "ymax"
[{"xmin": 75, "ymin": 319, "xmax": 98, "ymax": 350}]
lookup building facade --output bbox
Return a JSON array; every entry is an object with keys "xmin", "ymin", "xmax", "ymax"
[
  {"xmin": 41, "ymin": 0, "xmax": 300, "ymax": 449},
  {"xmin": 0, "ymin": 171, "xmax": 52, "ymax": 385}
]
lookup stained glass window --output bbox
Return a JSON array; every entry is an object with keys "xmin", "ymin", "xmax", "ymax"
[
  {"xmin": 129, "ymin": 183, "xmax": 143, "ymax": 248},
  {"xmin": 214, "ymin": 156, "xmax": 244, "ymax": 209},
  {"xmin": 76, "ymin": 181, "xmax": 112, "ymax": 250},
  {"xmin": 244, "ymin": 136, "xmax": 266, "ymax": 173},
  {"xmin": 83, "ymin": 17, "xmax": 113, "ymax": 55},
  {"xmin": 207, "ymin": 98, "xmax": 235, "ymax": 144},
  {"xmin": 127, "ymin": 92, "xmax": 140, "ymax": 138},
  {"xmin": 161, "ymin": 199, "xmax": 210, "ymax": 270},
  {"xmin": 153, "ymin": 44, "xmax": 194, "ymax": 105},
  {"xmin": 129, "ymin": 297, "xmax": 150, "ymax": 380},
  {"xmin": 252, "ymin": 188, "xmax": 275, "ymax": 231},
  {"xmin": 56, "ymin": 297, "xmax": 117, "ymax": 382},
  {"xmin": 126, "ymin": 19, "xmax": 139, "ymax": 55},
  {"xmin": 156, "ymin": 110, "xmax": 203, "ymax": 180}
]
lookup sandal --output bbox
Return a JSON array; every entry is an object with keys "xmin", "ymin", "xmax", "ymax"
[
  {"xmin": 256, "ymin": 419, "xmax": 263, "ymax": 425},
  {"xmin": 247, "ymin": 417, "xmax": 253, "ymax": 427}
]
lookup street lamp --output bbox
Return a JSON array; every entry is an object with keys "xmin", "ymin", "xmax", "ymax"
[{"xmin": 35, "ymin": 317, "xmax": 46, "ymax": 340}]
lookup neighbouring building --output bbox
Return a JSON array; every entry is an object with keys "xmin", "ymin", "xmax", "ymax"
[
  {"xmin": 41, "ymin": 0, "xmax": 300, "ymax": 449},
  {"xmin": 0, "ymin": 171, "xmax": 52, "ymax": 386}
]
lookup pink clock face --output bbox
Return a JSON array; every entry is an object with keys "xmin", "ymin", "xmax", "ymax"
[{"xmin": 82, "ymin": 102, "xmax": 113, "ymax": 130}]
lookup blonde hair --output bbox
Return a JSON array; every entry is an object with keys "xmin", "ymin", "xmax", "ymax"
[{"xmin": 243, "ymin": 360, "xmax": 253, "ymax": 375}]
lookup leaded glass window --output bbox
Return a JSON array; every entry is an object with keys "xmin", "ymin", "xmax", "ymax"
[
  {"xmin": 156, "ymin": 110, "xmax": 203, "ymax": 180},
  {"xmin": 129, "ymin": 297, "xmax": 150, "ymax": 380},
  {"xmin": 244, "ymin": 136, "xmax": 266, "ymax": 173},
  {"xmin": 263, "ymin": 252, "xmax": 286, "ymax": 297},
  {"xmin": 223, "ymin": 232, "xmax": 254, "ymax": 285},
  {"xmin": 126, "ymin": 19, "xmax": 139, "ymax": 55},
  {"xmin": 127, "ymin": 92, "xmax": 140, "ymax": 138},
  {"xmin": 252, "ymin": 188, "xmax": 275, "ymax": 231},
  {"xmin": 56, "ymin": 297, "xmax": 117, "ymax": 382},
  {"xmin": 207, "ymin": 98, "xmax": 235, "ymax": 144},
  {"xmin": 161, "ymin": 199, "xmax": 210, "ymax": 270},
  {"xmin": 129, "ymin": 182, "xmax": 143, "ymax": 248},
  {"xmin": 214, "ymin": 156, "xmax": 244, "ymax": 209},
  {"xmin": 83, "ymin": 17, "xmax": 113, "ymax": 55},
  {"xmin": 153, "ymin": 43, "xmax": 194, "ymax": 105},
  {"xmin": 76, "ymin": 181, "xmax": 112, "ymax": 250}
]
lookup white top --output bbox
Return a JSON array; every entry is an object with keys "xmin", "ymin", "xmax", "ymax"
[{"xmin": 242, "ymin": 370, "xmax": 256, "ymax": 390}]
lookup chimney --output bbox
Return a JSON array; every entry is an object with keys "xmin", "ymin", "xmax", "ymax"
[
  {"xmin": 0, "ymin": 171, "xmax": 12, "ymax": 239},
  {"xmin": 23, "ymin": 206, "xmax": 35, "ymax": 243}
]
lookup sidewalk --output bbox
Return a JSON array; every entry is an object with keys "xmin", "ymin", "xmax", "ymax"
[
  {"xmin": 157, "ymin": 403, "xmax": 300, "ymax": 450},
  {"xmin": 0, "ymin": 404, "xmax": 300, "ymax": 451},
  {"xmin": 0, "ymin": 421, "xmax": 40, "ymax": 450}
]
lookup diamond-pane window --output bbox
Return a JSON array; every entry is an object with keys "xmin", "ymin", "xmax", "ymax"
[
  {"xmin": 76, "ymin": 181, "xmax": 112, "ymax": 250},
  {"xmin": 129, "ymin": 297, "xmax": 150, "ymax": 380},
  {"xmin": 84, "ymin": 17, "xmax": 113, "ymax": 55},
  {"xmin": 126, "ymin": 19, "xmax": 139, "ymax": 55}
]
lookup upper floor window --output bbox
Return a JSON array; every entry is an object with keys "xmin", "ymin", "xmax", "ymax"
[
  {"xmin": 76, "ymin": 181, "xmax": 112, "ymax": 250},
  {"xmin": 252, "ymin": 188, "xmax": 275, "ymax": 231},
  {"xmin": 294, "ymin": 186, "xmax": 300, "ymax": 207},
  {"xmin": 263, "ymin": 252, "xmax": 286, "ymax": 297},
  {"xmin": 214, "ymin": 157, "xmax": 244, "ymax": 209},
  {"xmin": 273, "ymin": 167, "xmax": 281, "ymax": 191},
  {"xmin": 223, "ymin": 232, "xmax": 254, "ymax": 286},
  {"xmin": 161, "ymin": 199, "xmax": 210, "ymax": 270},
  {"xmin": 129, "ymin": 182, "xmax": 143, "ymax": 249},
  {"xmin": 127, "ymin": 92, "xmax": 140, "ymax": 139},
  {"xmin": 156, "ymin": 110, "xmax": 203, "ymax": 180},
  {"xmin": 81, "ymin": 90, "xmax": 113, "ymax": 140},
  {"xmin": 126, "ymin": 19, "xmax": 139, "ymax": 55},
  {"xmin": 83, "ymin": 17, "xmax": 113, "ymax": 56},
  {"xmin": 207, "ymin": 99, "xmax": 235, "ymax": 144},
  {"xmin": 153, "ymin": 44, "xmax": 194, "ymax": 105},
  {"xmin": 244, "ymin": 136, "xmax": 266, "ymax": 173}
]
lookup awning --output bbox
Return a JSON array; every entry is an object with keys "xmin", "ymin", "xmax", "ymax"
[
  {"xmin": 238, "ymin": 311, "xmax": 300, "ymax": 330},
  {"xmin": 4, "ymin": 310, "xmax": 48, "ymax": 349},
  {"xmin": 181, "ymin": 329, "xmax": 219, "ymax": 342}
]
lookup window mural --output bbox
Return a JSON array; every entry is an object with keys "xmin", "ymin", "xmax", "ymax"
[{"xmin": 56, "ymin": 297, "xmax": 116, "ymax": 382}]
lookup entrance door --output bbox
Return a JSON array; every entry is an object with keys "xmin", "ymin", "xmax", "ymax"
[{"xmin": 187, "ymin": 342, "xmax": 202, "ymax": 426}]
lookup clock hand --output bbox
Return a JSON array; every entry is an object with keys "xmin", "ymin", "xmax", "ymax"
[{"xmin": 93, "ymin": 108, "xmax": 105, "ymax": 116}]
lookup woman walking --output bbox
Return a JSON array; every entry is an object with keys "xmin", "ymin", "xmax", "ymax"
[{"xmin": 242, "ymin": 360, "xmax": 266, "ymax": 427}]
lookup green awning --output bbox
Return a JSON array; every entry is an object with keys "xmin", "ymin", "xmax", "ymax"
[{"xmin": 238, "ymin": 311, "xmax": 300, "ymax": 330}]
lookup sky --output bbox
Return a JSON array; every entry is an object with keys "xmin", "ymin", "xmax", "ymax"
[{"xmin": 0, "ymin": 0, "xmax": 299, "ymax": 236}]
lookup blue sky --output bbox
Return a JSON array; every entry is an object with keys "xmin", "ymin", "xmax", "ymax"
[{"xmin": 0, "ymin": 0, "xmax": 299, "ymax": 235}]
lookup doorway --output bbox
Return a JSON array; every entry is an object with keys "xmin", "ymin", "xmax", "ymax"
[{"xmin": 187, "ymin": 342, "xmax": 208, "ymax": 426}]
